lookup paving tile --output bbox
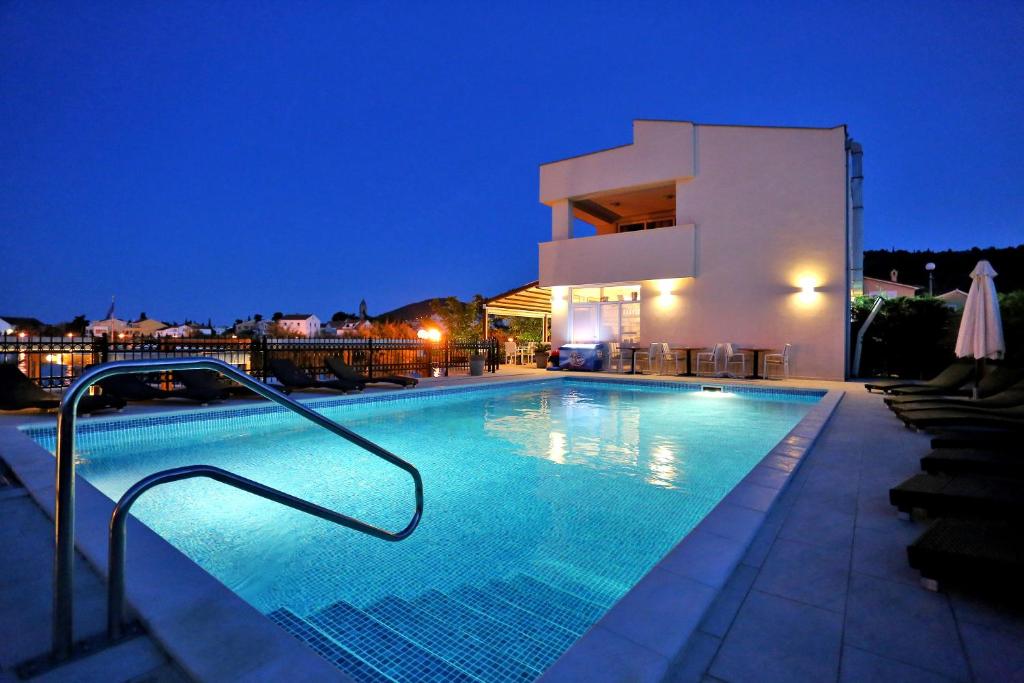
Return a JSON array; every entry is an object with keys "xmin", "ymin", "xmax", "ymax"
[
  {"xmin": 850, "ymin": 523, "xmax": 921, "ymax": 587},
  {"xmin": 695, "ymin": 502, "xmax": 765, "ymax": 545},
  {"xmin": 840, "ymin": 645, "xmax": 958, "ymax": 682},
  {"xmin": 664, "ymin": 631, "xmax": 721, "ymax": 683},
  {"xmin": 958, "ymin": 618, "xmax": 1024, "ymax": 683},
  {"xmin": 778, "ymin": 502, "xmax": 855, "ymax": 550},
  {"xmin": 698, "ymin": 564, "xmax": 758, "ymax": 638},
  {"xmin": 948, "ymin": 591, "xmax": 1024, "ymax": 639},
  {"xmin": 844, "ymin": 573, "xmax": 969, "ymax": 680},
  {"xmin": 753, "ymin": 538, "xmax": 850, "ymax": 613},
  {"xmin": 709, "ymin": 590, "xmax": 842, "ymax": 683},
  {"xmin": 740, "ymin": 520, "xmax": 781, "ymax": 569}
]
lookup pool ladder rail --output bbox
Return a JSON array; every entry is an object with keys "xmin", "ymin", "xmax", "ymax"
[{"xmin": 51, "ymin": 357, "xmax": 424, "ymax": 661}]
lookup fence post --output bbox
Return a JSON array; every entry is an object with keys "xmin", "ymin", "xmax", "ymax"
[
  {"xmin": 367, "ymin": 338, "xmax": 374, "ymax": 380},
  {"xmin": 97, "ymin": 334, "xmax": 110, "ymax": 365}
]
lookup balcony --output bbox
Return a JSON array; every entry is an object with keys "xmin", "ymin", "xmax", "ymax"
[{"xmin": 538, "ymin": 224, "xmax": 696, "ymax": 287}]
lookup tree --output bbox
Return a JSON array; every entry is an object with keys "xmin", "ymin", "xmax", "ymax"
[
  {"xmin": 429, "ymin": 295, "xmax": 484, "ymax": 342},
  {"xmin": 253, "ymin": 313, "xmax": 263, "ymax": 322},
  {"xmin": 138, "ymin": 311, "xmax": 148, "ymax": 321},
  {"xmin": 272, "ymin": 312, "xmax": 283, "ymax": 322}
]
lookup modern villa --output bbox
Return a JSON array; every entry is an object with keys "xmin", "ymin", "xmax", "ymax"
[{"xmin": 537, "ymin": 120, "xmax": 861, "ymax": 380}]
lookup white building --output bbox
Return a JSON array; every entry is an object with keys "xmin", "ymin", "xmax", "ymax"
[
  {"xmin": 538, "ymin": 120, "xmax": 860, "ymax": 379},
  {"xmin": 276, "ymin": 314, "xmax": 321, "ymax": 338}
]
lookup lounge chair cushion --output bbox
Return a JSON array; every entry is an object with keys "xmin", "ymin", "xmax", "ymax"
[
  {"xmin": 889, "ymin": 472, "xmax": 1024, "ymax": 519},
  {"xmin": 907, "ymin": 518, "xmax": 1024, "ymax": 591}
]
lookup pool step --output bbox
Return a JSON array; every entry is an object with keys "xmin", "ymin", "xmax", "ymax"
[
  {"xmin": 365, "ymin": 594, "xmax": 537, "ymax": 682},
  {"xmin": 410, "ymin": 589, "xmax": 556, "ymax": 675},
  {"xmin": 268, "ymin": 608, "xmax": 392, "ymax": 683},
  {"xmin": 269, "ymin": 568, "xmax": 620, "ymax": 682},
  {"xmin": 487, "ymin": 574, "xmax": 607, "ymax": 634},
  {"xmin": 309, "ymin": 599, "xmax": 477, "ymax": 683}
]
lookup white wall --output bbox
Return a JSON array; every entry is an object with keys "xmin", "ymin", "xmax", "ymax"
[{"xmin": 543, "ymin": 122, "xmax": 850, "ymax": 380}]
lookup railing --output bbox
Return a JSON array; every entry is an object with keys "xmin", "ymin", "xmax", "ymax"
[
  {"xmin": 2, "ymin": 334, "xmax": 499, "ymax": 391},
  {"xmin": 53, "ymin": 358, "xmax": 424, "ymax": 660}
]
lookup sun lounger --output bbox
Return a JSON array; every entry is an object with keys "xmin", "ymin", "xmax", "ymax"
[
  {"xmin": 864, "ymin": 360, "xmax": 974, "ymax": 394},
  {"xmin": 0, "ymin": 364, "xmax": 124, "ymax": 415},
  {"xmin": 930, "ymin": 429, "xmax": 1019, "ymax": 450},
  {"xmin": 885, "ymin": 369, "xmax": 1024, "ymax": 408},
  {"xmin": 896, "ymin": 404, "xmax": 1024, "ymax": 431},
  {"xmin": 268, "ymin": 358, "xmax": 361, "ymax": 394},
  {"xmin": 174, "ymin": 370, "xmax": 239, "ymax": 403},
  {"xmin": 97, "ymin": 373, "xmax": 179, "ymax": 401},
  {"xmin": 892, "ymin": 387, "xmax": 1024, "ymax": 419},
  {"xmin": 907, "ymin": 518, "xmax": 1024, "ymax": 593},
  {"xmin": 889, "ymin": 472, "xmax": 1024, "ymax": 519},
  {"xmin": 921, "ymin": 449, "xmax": 1024, "ymax": 479},
  {"xmin": 325, "ymin": 357, "xmax": 418, "ymax": 389}
]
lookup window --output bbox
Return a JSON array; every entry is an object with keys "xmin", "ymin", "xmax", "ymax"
[
  {"xmin": 616, "ymin": 216, "xmax": 676, "ymax": 233},
  {"xmin": 569, "ymin": 285, "xmax": 641, "ymax": 344}
]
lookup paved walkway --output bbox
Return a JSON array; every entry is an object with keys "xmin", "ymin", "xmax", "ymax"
[{"xmin": 666, "ymin": 387, "xmax": 1024, "ymax": 683}]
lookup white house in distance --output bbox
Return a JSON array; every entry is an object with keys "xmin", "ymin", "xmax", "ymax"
[
  {"xmin": 276, "ymin": 314, "xmax": 321, "ymax": 338},
  {"xmin": 537, "ymin": 120, "xmax": 862, "ymax": 380}
]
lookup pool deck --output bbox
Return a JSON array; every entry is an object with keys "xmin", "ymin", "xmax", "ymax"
[{"xmin": 1, "ymin": 367, "xmax": 1022, "ymax": 682}]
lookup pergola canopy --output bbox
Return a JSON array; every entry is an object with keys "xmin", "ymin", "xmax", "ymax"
[{"xmin": 483, "ymin": 281, "xmax": 552, "ymax": 341}]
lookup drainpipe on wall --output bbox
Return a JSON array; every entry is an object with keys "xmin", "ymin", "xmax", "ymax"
[
  {"xmin": 847, "ymin": 139, "xmax": 864, "ymax": 299},
  {"xmin": 852, "ymin": 296, "xmax": 884, "ymax": 378}
]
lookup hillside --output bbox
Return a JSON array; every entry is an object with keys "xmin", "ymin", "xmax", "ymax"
[
  {"xmin": 374, "ymin": 298, "xmax": 438, "ymax": 322},
  {"xmin": 865, "ymin": 244, "xmax": 1024, "ymax": 294}
]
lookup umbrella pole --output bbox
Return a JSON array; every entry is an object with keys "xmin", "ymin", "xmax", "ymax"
[{"xmin": 973, "ymin": 358, "xmax": 984, "ymax": 400}]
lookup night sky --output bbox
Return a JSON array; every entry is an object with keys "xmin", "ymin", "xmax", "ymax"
[{"xmin": 2, "ymin": 2, "xmax": 1022, "ymax": 324}]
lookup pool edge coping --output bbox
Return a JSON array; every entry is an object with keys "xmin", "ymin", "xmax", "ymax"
[
  {"xmin": 538, "ymin": 387, "xmax": 845, "ymax": 683},
  {"xmin": 0, "ymin": 425, "xmax": 351, "ymax": 683},
  {"xmin": 2, "ymin": 374, "xmax": 838, "ymax": 683}
]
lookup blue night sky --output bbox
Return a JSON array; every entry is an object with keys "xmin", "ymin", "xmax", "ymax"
[{"xmin": 2, "ymin": 2, "xmax": 1022, "ymax": 324}]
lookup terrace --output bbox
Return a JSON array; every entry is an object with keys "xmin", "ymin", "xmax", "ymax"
[{"xmin": 1, "ymin": 364, "xmax": 1021, "ymax": 682}]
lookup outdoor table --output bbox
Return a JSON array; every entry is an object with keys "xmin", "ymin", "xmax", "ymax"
[
  {"xmin": 619, "ymin": 344, "xmax": 645, "ymax": 374},
  {"xmin": 671, "ymin": 346, "xmax": 704, "ymax": 376},
  {"xmin": 744, "ymin": 348, "xmax": 774, "ymax": 379}
]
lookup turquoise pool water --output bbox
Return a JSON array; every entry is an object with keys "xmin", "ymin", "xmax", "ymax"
[{"xmin": 29, "ymin": 379, "xmax": 818, "ymax": 682}]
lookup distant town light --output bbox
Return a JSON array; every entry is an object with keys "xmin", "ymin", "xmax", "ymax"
[
  {"xmin": 17, "ymin": 331, "xmax": 27, "ymax": 338},
  {"xmin": 5, "ymin": 328, "xmax": 13, "ymax": 335},
  {"xmin": 417, "ymin": 328, "xmax": 442, "ymax": 342}
]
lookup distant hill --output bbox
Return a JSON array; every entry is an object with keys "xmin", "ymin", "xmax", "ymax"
[
  {"xmin": 865, "ymin": 244, "xmax": 1024, "ymax": 294},
  {"xmin": 375, "ymin": 298, "xmax": 438, "ymax": 322}
]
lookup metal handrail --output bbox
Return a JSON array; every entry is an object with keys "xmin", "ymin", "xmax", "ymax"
[
  {"xmin": 53, "ymin": 357, "xmax": 423, "ymax": 659},
  {"xmin": 107, "ymin": 464, "xmax": 415, "ymax": 639}
]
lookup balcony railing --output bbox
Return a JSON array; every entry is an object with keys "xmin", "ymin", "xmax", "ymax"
[{"xmin": 538, "ymin": 223, "xmax": 696, "ymax": 287}]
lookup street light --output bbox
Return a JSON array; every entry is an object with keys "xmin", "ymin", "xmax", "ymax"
[{"xmin": 925, "ymin": 262, "xmax": 936, "ymax": 296}]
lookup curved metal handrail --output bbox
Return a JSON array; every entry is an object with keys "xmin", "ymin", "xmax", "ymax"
[
  {"xmin": 53, "ymin": 357, "xmax": 423, "ymax": 659},
  {"xmin": 107, "ymin": 464, "xmax": 410, "ymax": 640}
]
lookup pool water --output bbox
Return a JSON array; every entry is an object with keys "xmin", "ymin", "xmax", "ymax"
[{"xmin": 33, "ymin": 379, "xmax": 817, "ymax": 682}]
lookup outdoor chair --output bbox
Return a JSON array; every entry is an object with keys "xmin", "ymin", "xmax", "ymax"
[
  {"xmin": 764, "ymin": 344, "xmax": 792, "ymax": 379},
  {"xmin": 896, "ymin": 404, "xmax": 1024, "ymax": 432},
  {"xmin": 658, "ymin": 343, "xmax": 680, "ymax": 375},
  {"xmin": 696, "ymin": 343, "xmax": 726, "ymax": 376},
  {"xmin": 890, "ymin": 382, "xmax": 1024, "ymax": 418},
  {"xmin": 631, "ymin": 343, "xmax": 654, "ymax": 374},
  {"xmin": 174, "ymin": 370, "xmax": 241, "ymax": 403},
  {"xmin": 0, "ymin": 363, "xmax": 124, "ymax": 415},
  {"xmin": 920, "ymin": 448, "xmax": 1024, "ymax": 479},
  {"xmin": 907, "ymin": 517, "xmax": 1023, "ymax": 593},
  {"xmin": 889, "ymin": 472, "xmax": 1024, "ymax": 520},
  {"xmin": 607, "ymin": 342, "xmax": 625, "ymax": 373},
  {"xmin": 864, "ymin": 359, "xmax": 974, "ymax": 394},
  {"xmin": 325, "ymin": 356, "xmax": 418, "ymax": 389},
  {"xmin": 97, "ymin": 373, "xmax": 179, "ymax": 401},
  {"xmin": 724, "ymin": 343, "xmax": 746, "ymax": 377},
  {"xmin": 504, "ymin": 341, "xmax": 518, "ymax": 365},
  {"xmin": 885, "ymin": 367, "xmax": 1024, "ymax": 408},
  {"xmin": 268, "ymin": 358, "xmax": 362, "ymax": 394}
]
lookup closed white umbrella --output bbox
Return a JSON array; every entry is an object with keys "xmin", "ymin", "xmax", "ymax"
[{"xmin": 955, "ymin": 260, "xmax": 1005, "ymax": 360}]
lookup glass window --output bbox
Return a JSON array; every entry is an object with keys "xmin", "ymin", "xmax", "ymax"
[{"xmin": 571, "ymin": 287, "xmax": 601, "ymax": 303}]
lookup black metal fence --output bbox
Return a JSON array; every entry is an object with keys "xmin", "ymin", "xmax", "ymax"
[{"xmin": 0, "ymin": 334, "xmax": 499, "ymax": 392}]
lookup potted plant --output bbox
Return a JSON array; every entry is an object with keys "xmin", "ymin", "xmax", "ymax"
[
  {"xmin": 469, "ymin": 352, "xmax": 486, "ymax": 376},
  {"xmin": 534, "ymin": 343, "xmax": 551, "ymax": 369}
]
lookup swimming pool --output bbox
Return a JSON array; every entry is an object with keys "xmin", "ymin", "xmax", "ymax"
[{"xmin": 27, "ymin": 378, "xmax": 821, "ymax": 682}]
